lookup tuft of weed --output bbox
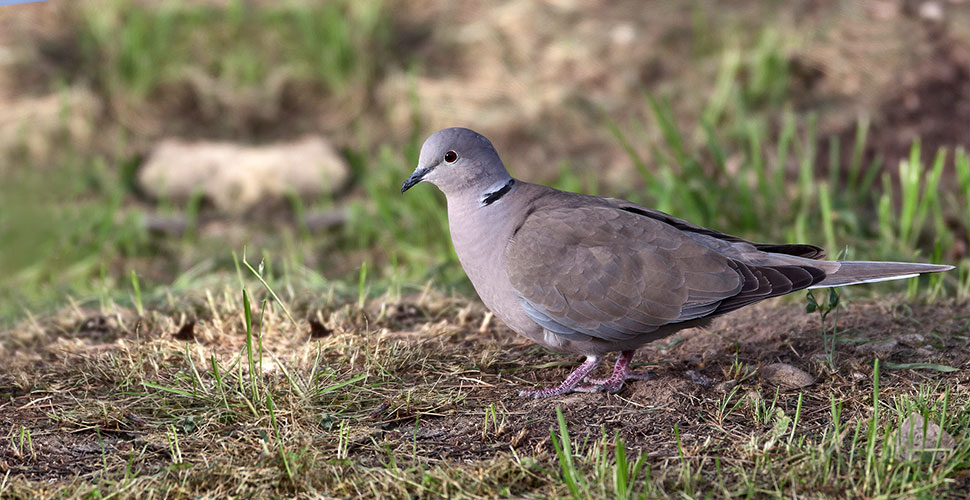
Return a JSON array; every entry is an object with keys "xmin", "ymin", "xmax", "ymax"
[{"xmin": 613, "ymin": 94, "xmax": 969, "ymax": 298}]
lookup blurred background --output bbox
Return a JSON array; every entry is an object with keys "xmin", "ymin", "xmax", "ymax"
[{"xmin": 1, "ymin": 0, "xmax": 968, "ymax": 322}]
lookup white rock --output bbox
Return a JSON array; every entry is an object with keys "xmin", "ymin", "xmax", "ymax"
[{"xmin": 138, "ymin": 136, "xmax": 349, "ymax": 214}]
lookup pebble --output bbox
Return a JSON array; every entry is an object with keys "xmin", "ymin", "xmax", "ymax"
[
  {"xmin": 686, "ymin": 370, "xmax": 713, "ymax": 387},
  {"xmin": 895, "ymin": 413, "xmax": 956, "ymax": 460},
  {"xmin": 900, "ymin": 333, "xmax": 926, "ymax": 346},
  {"xmin": 759, "ymin": 363, "xmax": 815, "ymax": 389},
  {"xmin": 744, "ymin": 390, "xmax": 763, "ymax": 407},
  {"xmin": 855, "ymin": 338, "xmax": 898, "ymax": 358}
]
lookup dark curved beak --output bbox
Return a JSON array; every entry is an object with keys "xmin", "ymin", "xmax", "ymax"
[{"xmin": 401, "ymin": 167, "xmax": 431, "ymax": 193}]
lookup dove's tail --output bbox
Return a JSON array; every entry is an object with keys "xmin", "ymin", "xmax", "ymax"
[{"xmin": 809, "ymin": 261, "xmax": 954, "ymax": 289}]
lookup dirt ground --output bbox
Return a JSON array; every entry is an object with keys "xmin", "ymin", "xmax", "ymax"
[{"xmin": 2, "ymin": 291, "xmax": 968, "ymax": 494}]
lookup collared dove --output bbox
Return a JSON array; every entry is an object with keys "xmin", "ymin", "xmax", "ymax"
[{"xmin": 401, "ymin": 127, "xmax": 954, "ymax": 398}]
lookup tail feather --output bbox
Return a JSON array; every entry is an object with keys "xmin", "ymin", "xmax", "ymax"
[{"xmin": 809, "ymin": 261, "xmax": 954, "ymax": 289}]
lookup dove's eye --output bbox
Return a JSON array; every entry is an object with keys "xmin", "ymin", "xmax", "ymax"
[{"xmin": 443, "ymin": 151, "xmax": 458, "ymax": 164}]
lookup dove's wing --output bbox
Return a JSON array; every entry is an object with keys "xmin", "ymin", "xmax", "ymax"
[{"xmin": 505, "ymin": 204, "xmax": 825, "ymax": 341}]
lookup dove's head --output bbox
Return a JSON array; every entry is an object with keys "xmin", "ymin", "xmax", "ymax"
[{"xmin": 401, "ymin": 128, "xmax": 512, "ymax": 199}]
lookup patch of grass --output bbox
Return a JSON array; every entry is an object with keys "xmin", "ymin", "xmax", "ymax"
[
  {"xmin": 601, "ymin": 25, "xmax": 968, "ymax": 299},
  {"xmin": 550, "ymin": 406, "xmax": 650, "ymax": 499},
  {"xmin": 0, "ymin": 152, "xmax": 150, "ymax": 322},
  {"xmin": 612, "ymin": 96, "xmax": 969, "ymax": 297},
  {"xmin": 74, "ymin": 0, "xmax": 390, "ymax": 100},
  {"xmin": 3, "ymin": 285, "xmax": 970, "ymax": 498},
  {"xmin": 537, "ymin": 359, "xmax": 970, "ymax": 498}
]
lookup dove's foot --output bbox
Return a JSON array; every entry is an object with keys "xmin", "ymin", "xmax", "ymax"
[
  {"xmin": 517, "ymin": 351, "xmax": 652, "ymax": 397},
  {"xmin": 517, "ymin": 355, "xmax": 602, "ymax": 398},
  {"xmin": 575, "ymin": 350, "xmax": 652, "ymax": 393}
]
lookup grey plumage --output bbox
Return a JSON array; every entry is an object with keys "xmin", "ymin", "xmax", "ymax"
[{"xmin": 401, "ymin": 127, "xmax": 954, "ymax": 397}]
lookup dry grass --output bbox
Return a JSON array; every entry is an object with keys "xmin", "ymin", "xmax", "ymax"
[{"xmin": 2, "ymin": 279, "xmax": 969, "ymax": 498}]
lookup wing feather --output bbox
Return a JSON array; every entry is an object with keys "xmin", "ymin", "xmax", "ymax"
[{"xmin": 505, "ymin": 205, "xmax": 825, "ymax": 341}]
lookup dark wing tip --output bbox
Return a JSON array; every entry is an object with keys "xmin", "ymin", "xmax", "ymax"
[{"xmin": 754, "ymin": 244, "xmax": 826, "ymax": 260}]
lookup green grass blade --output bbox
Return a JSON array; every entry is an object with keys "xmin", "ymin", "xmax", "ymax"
[{"xmin": 552, "ymin": 406, "xmax": 583, "ymax": 499}]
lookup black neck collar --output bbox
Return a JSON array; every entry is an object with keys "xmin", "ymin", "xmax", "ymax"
[{"xmin": 482, "ymin": 179, "xmax": 515, "ymax": 206}]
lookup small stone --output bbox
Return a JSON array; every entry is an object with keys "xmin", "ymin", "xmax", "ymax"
[
  {"xmin": 855, "ymin": 338, "xmax": 898, "ymax": 358},
  {"xmin": 809, "ymin": 352, "xmax": 829, "ymax": 364},
  {"xmin": 895, "ymin": 413, "xmax": 956, "ymax": 460},
  {"xmin": 686, "ymin": 370, "xmax": 712, "ymax": 387},
  {"xmin": 918, "ymin": 1, "xmax": 943, "ymax": 21},
  {"xmin": 610, "ymin": 23, "xmax": 636, "ymax": 46},
  {"xmin": 715, "ymin": 380, "xmax": 738, "ymax": 393},
  {"xmin": 559, "ymin": 394, "xmax": 591, "ymax": 405},
  {"xmin": 759, "ymin": 363, "xmax": 814, "ymax": 389},
  {"xmin": 900, "ymin": 333, "xmax": 926, "ymax": 346},
  {"xmin": 744, "ymin": 390, "xmax": 763, "ymax": 407}
]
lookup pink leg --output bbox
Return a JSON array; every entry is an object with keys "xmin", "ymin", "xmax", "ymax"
[
  {"xmin": 518, "ymin": 355, "xmax": 603, "ymax": 398},
  {"xmin": 575, "ymin": 350, "xmax": 653, "ymax": 393}
]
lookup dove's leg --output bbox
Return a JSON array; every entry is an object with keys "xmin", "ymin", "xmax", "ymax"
[
  {"xmin": 518, "ymin": 355, "xmax": 602, "ymax": 398},
  {"xmin": 575, "ymin": 350, "xmax": 653, "ymax": 393}
]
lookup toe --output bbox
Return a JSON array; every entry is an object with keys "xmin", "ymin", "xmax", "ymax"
[{"xmin": 603, "ymin": 382, "xmax": 624, "ymax": 393}]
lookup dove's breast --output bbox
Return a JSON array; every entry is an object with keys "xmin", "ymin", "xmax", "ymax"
[{"xmin": 445, "ymin": 183, "xmax": 554, "ymax": 346}]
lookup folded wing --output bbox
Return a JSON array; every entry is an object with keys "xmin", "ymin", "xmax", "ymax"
[{"xmin": 505, "ymin": 205, "xmax": 825, "ymax": 342}]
